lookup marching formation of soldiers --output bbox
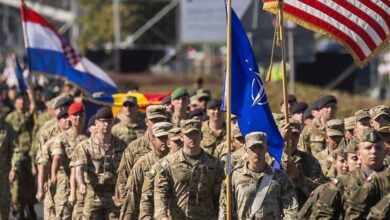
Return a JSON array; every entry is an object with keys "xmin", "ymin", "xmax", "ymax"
[{"xmin": 1, "ymin": 81, "xmax": 390, "ymax": 220}]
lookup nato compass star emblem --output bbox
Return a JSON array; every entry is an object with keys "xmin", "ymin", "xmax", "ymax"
[{"xmin": 245, "ymin": 59, "xmax": 268, "ymax": 107}]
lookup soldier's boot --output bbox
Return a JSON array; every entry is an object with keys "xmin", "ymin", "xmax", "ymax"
[{"xmin": 25, "ymin": 204, "xmax": 37, "ymax": 220}]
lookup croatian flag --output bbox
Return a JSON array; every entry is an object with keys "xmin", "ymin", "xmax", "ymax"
[{"xmin": 20, "ymin": 2, "xmax": 118, "ymax": 95}]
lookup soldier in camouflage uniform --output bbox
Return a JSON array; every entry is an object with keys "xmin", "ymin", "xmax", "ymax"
[
  {"xmin": 170, "ymin": 87, "xmax": 189, "ymax": 127},
  {"xmin": 138, "ymin": 127, "xmax": 183, "ymax": 220},
  {"xmin": 154, "ymin": 119, "xmax": 225, "ymax": 220},
  {"xmin": 278, "ymin": 119, "xmax": 326, "ymax": 208},
  {"xmin": 369, "ymin": 105, "xmax": 390, "ymax": 131},
  {"xmin": 74, "ymin": 107, "xmax": 127, "ymax": 219},
  {"xmin": 316, "ymin": 119, "xmax": 344, "ymax": 178},
  {"xmin": 219, "ymin": 132, "xmax": 298, "ymax": 219},
  {"xmin": 200, "ymin": 99, "xmax": 226, "ymax": 157},
  {"xmin": 279, "ymin": 94, "xmax": 297, "ymax": 117},
  {"xmin": 120, "ymin": 122, "xmax": 173, "ymax": 220},
  {"xmin": 111, "ymin": 96, "xmax": 146, "ymax": 145},
  {"xmin": 193, "ymin": 88, "xmax": 211, "ymax": 111},
  {"xmin": 346, "ymin": 168, "xmax": 390, "ymax": 219},
  {"xmin": 0, "ymin": 117, "xmax": 21, "ymax": 220},
  {"xmin": 49, "ymin": 102, "xmax": 87, "ymax": 220},
  {"xmin": 115, "ymin": 105, "xmax": 167, "ymax": 207},
  {"xmin": 299, "ymin": 95, "xmax": 337, "ymax": 156},
  {"xmin": 345, "ymin": 139, "xmax": 361, "ymax": 172},
  {"xmin": 5, "ymin": 91, "xmax": 36, "ymax": 219},
  {"xmin": 353, "ymin": 109, "xmax": 371, "ymax": 140},
  {"xmin": 367, "ymin": 192, "xmax": 390, "ymax": 220},
  {"xmin": 344, "ymin": 116, "xmax": 355, "ymax": 143},
  {"xmin": 311, "ymin": 128, "xmax": 387, "ymax": 219},
  {"xmin": 214, "ymin": 123, "xmax": 245, "ymax": 166}
]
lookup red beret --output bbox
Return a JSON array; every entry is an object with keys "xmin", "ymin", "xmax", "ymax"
[{"xmin": 68, "ymin": 102, "xmax": 84, "ymax": 115}]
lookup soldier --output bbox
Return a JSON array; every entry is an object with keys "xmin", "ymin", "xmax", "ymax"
[
  {"xmin": 112, "ymin": 96, "xmax": 146, "ymax": 145},
  {"xmin": 49, "ymin": 102, "xmax": 88, "ymax": 220},
  {"xmin": 311, "ymin": 128, "xmax": 387, "ymax": 219},
  {"xmin": 279, "ymin": 94, "xmax": 297, "ymax": 117},
  {"xmin": 316, "ymin": 119, "xmax": 344, "ymax": 178},
  {"xmin": 138, "ymin": 127, "xmax": 183, "ymax": 220},
  {"xmin": 188, "ymin": 108, "xmax": 204, "ymax": 121},
  {"xmin": 0, "ymin": 116, "xmax": 20, "ymax": 220},
  {"xmin": 291, "ymin": 102, "xmax": 308, "ymax": 124},
  {"xmin": 115, "ymin": 105, "xmax": 167, "ymax": 207},
  {"xmin": 38, "ymin": 107, "xmax": 71, "ymax": 219},
  {"xmin": 303, "ymin": 105, "xmax": 314, "ymax": 127},
  {"xmin": 193, "ymin": 88, "xmax": 211, "ymax": 110},
  {"xmin": 154, "ymin": 119, "xmax": 225, "ymax": 220},
  {"xmin": 345, "ymin": 139, "xmax": 361, "ymax": 172},
  {"xmin": 5, "ymin": 91, "xmax": 36, "ymax": 219},
  {"xmin": 367, "ymin": 192, "xmax": 390, "ymax": 220},
  {"xmin": 369, "ymin": 105, "xmax": 390, "ymax": 130},
  {"xmin": 354, "ymin": 109, "xmax": 371, "ymax": 140},
  {"xmin": 120, "ymin": 122, "xmax": 173, "ymax": 220},
  {"xmin": 279, "ymin": 119, "xmax": 326, "ymax": 208},
  {"xmin": 214, "ymin": 123, "xmax": 246, "ymax": 166},
  {"xmin": 74, "ymin": 107, "xmax": 127, "ymax": 219},
  {"xmin": 331, "ymin": 148, "xmax": 348, "ymax": 176},
  {"xmin": 299, "ymin": 95, "xmax": 337, "ymax": 156},
  {"xmin": 200, "ymin": 99, "xmax": 226, "ymax": 157},
  {"xmin": 219, "ymin": 132, "xmax": 298, "ymax": 219},
  {"xmin": 346, "ymin": 168, "xmax": 390, "ymax": 219},
  {"xmin": 344, "ymin": 116, "xmax": 355, "ymax": 142},
  {"xmin": 170, "ymin": 87, "xmax": 189, "ymax": 127}
]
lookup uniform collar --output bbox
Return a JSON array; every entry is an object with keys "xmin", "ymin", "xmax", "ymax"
[{"xmin": 243, "ymin": 162, "xmax": 274, "ymax": 180}]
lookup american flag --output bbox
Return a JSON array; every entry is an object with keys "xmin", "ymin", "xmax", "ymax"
[{"xmin": 263, "ymin": 0, "xmax": 390, "ymax": 67}]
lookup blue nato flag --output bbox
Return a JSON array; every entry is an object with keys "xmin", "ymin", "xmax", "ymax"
[{"xmin": 222, "ymin": 8, "xmax": 284, "ymax": 165}]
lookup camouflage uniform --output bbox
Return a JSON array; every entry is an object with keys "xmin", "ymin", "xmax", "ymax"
[
  {"xmin": 50, "ymin": 129, "xmax": 87, "ymax": 220},
  {"xmin": 31, "ymin": 111, "xmax": 52, "ymax": 165},
  {"xmin": 200, "ymin": 122, "xmax": 227, "ymax": 157},
  {"xmin": 346, "ymin": 169, "xmax": 390, "ymax": 219},
  {"xmin": 299, "ymin": 117, "xmax": 327, "ymax": 157},
  {"xmin": 219, "ymin": 163, "xmax": 298, "ymax": 220},
  {"xmin": 111, "ymin": 116, "xmax": 145, "ymax": 145},
  {"xmin": 5, "ymin": 110, "xmax": 35, "ymax": 213},
  {"xmin": 154, "ymin": 149, "xmax": 225, "ymax": 219},
  {"xmin": 367, "ymin": 192, "xmax": 390, "ymax": 220},
  {"xmin": 74, "ymin": 136, "xmax": 127, "ymax": 219},
  {"xmin": 0, "ymin": 120, "xmax": 20, "ymax": 220}
]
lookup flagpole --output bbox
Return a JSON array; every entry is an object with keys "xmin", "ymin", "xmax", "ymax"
[
  {"xmin": 278, "ymin": 0, "xmax": 291, "ymax": 160},
  {"xmin": 225, "ymin": 0, "xmax": 233, "ymax": 219}
]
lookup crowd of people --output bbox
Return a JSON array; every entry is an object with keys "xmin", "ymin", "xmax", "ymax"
[{"xmin": 0, "ymin": 76, "xmax": 389, "ymax": 220}]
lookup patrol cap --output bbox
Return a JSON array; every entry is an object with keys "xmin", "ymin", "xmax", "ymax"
[
  {"xmin": 168, "ymin": 127, "xmax": 182, "ymax": 141},
  {"xmin": 303, "ymin": 106, "xmax": 314, "ymax": 120},
  {"xmin": 345, "ymin": 139, "xmax": 359, "ymax": 153},
  {"xmin": 207, "ymin": 99, "xmax": 221, "ymax": 109},
  {"xmin": 87, "ymin": 115, "xmax": 96, "ymax": 128},
  {"xmin": 95, "ymin": 107, "xmax": 113, "ymax": 120},
  {"xmin": 146, "ymin": 105, "xmax": 167, "ymax": 120},
  {"xmin": 278, "ymin": 119, "xmax": 302, "ymax": 133},
  {"xmin": 245, "ymin": 132, "xmax": 267, "ymax": 148},
  {"xmin": 53, "ymin": 95, "xmax": 73, "ymax": 109},
  {"xmin": 360, "ymin": 128, "xmax": 382, "ymax": 143},
  {"xmin": 171, "ymin": 87, "xmax": 189, "ymax": 100},
  {"xmin": 316, "ymin": 95, "xmax": 337, "ymax": 109},
  {"xmin": 331, "ymin": 147, "xmax": 346, "ymax": 159},
  {"xmin": 188, "ymin": 109, "xmax": 204, "ymax": 119},
  {"xmin": 68, "ymin": 102, "xmax": 84, "ymax": 115},
  {"xmin": 369, "ymin": 105, "xmax": 390, "ymax": 120},
  {"xmin": 354, "ymin": 109, "xmax": 370, "ymax": 122},
  {"xmin": 161, "ymin": 96, "xmax": 171, "ymax": 105},
  {"xmin": 326, "ymin": 119, "xmax": 344, "ymax": 137},
  {"xmin": 344, "ymin": 116, "xmax": 356, "ymax": 130},
  {"xmin": 377, "ymin": 125, "xmax": 390, "ymax": 134},
  {"xmin": 291, "ymin": 102, "xmax": 308, "ymax": 114},
  {"xmin": 122, "ymin": 96, "xmax": 137, "ymax": 106},
  {"xmin": 181, "ymin": 119, "xmax": 201, "ymax": 134},
  {"xmin": 232, "ymin": 124, "xmax": 243, "ymax": 138},
  {"xmin": 57, "ymin": 107, "xmax": 69, "ymax": 119},
  {"xmin": 279, "ymin": 94, "xmax": 297, "ymax": 105},
  {"xmin": 195, "ymin": 89, "xmax": 211, "ymax": 100},
  {"xmin": 152, "ymin": 122, "xmax": 173, "ymax": 137},
  {"xmin": 190, "ymin": 96, "xmax": 197, "ymax": 106}
]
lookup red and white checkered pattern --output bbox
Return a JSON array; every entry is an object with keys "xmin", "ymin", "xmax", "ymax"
[{"xmin": 62, "ymin": 43, "xmax": 81, "ymax": 67}]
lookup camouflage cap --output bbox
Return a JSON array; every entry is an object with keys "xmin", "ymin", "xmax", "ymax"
[
  {"xmin": 146, "ymin": 105, "xmax": 167, "ymax": 120},
  {"xmin": 360, "ymin": 127, "xmax": 382, "ymax": 143},
  {"xmin": 344, "ymin": 116, "xmax": 356, "ymax": 130},
  {"xmin": 181, "ymin": 119, "xmax": 201, "ymax": 134},
  {"xmin": 326, "ymin": 119, "xmax": 344, "ymax": 137},
  {"xmin": 345, "ymin": 139, "xmax": 359, "ymax": 153},
  {"xmin": 377, "ymin": 125, "xmax": 390, "ymax": 134},
  {"xmin": 190, "ymin": 95, "xmax": 197, "ymax": 106},
  {"xmin": 245, "ymin": 132, "xmax": 267, "ymax": 148},
  {"xmin": 122, "ymin": 96, "xmax": 137, "ymax": 106},
  {"xmin": 369, "ymin": 105, "xmax": 390, "ymax": 120},
  {"xmin": 278, "ymin": 119, "xmax": 301, "ymax": 133},
  {"xmin": 195, "ymin": 88, "xmax": 211, "ymax": 100},
  {"xmin": 168, "ymin": 127, "xmax": 182, "ymax": 141},
  {"xmin": 171, "ymin": 87, "xmax": 189, "ymax": 100},
  {"xmin": 152, "ymin": 122, "xmax": 173, "ymax": 137},
  {"xmin": 232, "ymin": 124, "xmax": 243, "ymax": 138},
  {"xmin": 331, "ymin": 147, "xmax": 346, "ymax": 159},
  {"xmin": 354, "ymin": 109, "xmax": 370, "ymax": 122}
]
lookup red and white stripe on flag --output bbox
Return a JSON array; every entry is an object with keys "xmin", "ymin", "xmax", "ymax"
[{"xmin": 263, "ymin": 0, "xmax": 390, "ymax": 67}]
